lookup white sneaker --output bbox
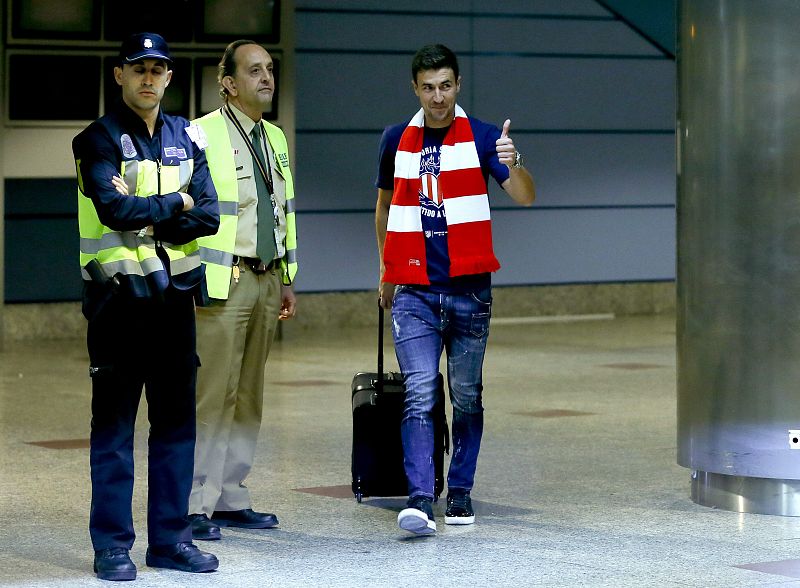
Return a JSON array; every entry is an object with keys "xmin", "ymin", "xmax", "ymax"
[{"xmin": 397, "ymin": 497, "xmax": 436, "ymax": 535}]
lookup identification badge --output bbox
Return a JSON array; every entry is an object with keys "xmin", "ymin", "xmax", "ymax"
[{"xmin": 184, "ymin": 123, "xmax": 209, "ymax": 149}]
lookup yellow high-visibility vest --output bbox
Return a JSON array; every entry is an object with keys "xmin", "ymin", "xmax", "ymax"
[
  {"xmin": 77, "ymin": 156, "xmax": 202, "ymax": 291},
  {"xmin": 195, "ymin": 108, "xmax": 297, "ymax": 299}
]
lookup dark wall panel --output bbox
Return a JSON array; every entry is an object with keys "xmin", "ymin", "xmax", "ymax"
[
  {"xmin": 4, "ymin": 179, "xmax": 80, "ymax": 302},
  {"xmin": 5, "ymin": 217, "xmax": 80, "ymax": 302}
]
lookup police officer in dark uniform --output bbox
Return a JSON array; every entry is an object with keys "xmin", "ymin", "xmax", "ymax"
[{"xmin": 72, "ymin": 32, "xmax": 220, "ymax": 581}]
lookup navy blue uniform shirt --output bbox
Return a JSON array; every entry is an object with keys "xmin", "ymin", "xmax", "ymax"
[{"xmin": 73, "ymin": 100, "xmax": 219, "ymax": 247}]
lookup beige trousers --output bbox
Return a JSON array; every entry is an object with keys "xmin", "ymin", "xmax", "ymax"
[{"xmin": 190, "ymin": 266, "xmax": 281, "ymax": 515}]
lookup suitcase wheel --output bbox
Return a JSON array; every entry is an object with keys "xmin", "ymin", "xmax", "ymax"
[{"xmin": 356, "ymin": 492, "xmax": 363, "ymax": 503}]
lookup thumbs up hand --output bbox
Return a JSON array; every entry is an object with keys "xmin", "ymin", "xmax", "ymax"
[{"xmin": 496, "ymin": 118, "xmax": 516, "ymax": 168}]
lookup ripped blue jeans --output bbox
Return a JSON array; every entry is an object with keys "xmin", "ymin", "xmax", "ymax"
[{"xmin": 391, "ymin": 285, "xmax": 492, "ymax": 500}]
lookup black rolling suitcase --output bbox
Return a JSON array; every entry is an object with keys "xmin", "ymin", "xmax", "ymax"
[{"xmin": 351, "ymin": 305, "xmax": 449, "ymax": 503}]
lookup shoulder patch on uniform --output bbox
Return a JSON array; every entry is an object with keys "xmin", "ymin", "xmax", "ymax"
[
  {"xmin": 120, "ymin": 134, "xmax": 137, "ymax": 159},
  {"xmin": 185, "ymin": 123, "xmax": 209, "ymax": 150}
]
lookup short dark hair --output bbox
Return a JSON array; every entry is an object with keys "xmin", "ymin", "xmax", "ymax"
[
  {"xmin": 218, "ymin": 39, "xmax": 260, "ymax": 100},
  {"xmin": 411, "ymin": 44, "xmax": 459, "ymax": 82}
]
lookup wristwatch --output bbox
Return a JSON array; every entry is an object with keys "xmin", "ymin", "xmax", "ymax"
[{"xmin": 512, "ymin": 150, "xmax": 524, "ymax": 169}]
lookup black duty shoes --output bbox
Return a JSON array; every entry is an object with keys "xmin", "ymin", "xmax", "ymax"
[
  {"xmin": 397, "ymin": 495, "xmax": 436, "ymax": 535},
  {"xmin": 94, "ymin": 547, "xmax": 137, "ymax": 581},
  {"xmin": 145, "ymin": 542, "xmax": 219, "ymax": 573},
  {"xmin": 445, "ymin": 490, "xmax": 475, "ymax": 525},
  {"xmin": 189, "ymin": 513, "xmax": 222, "ymax": 541},
  {"xmin": 211, "ymin": 508, "xmax": 279, "ymax": 529}
]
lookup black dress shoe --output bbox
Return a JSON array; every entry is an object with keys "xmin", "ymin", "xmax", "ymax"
[
  {"xmin": 145, "ymin": 542, "xmax": 218, "ymax": 573},
  {"xmin": 189, "ymin": 513, "xmax": 222, "ymax": 541},
  {"xmin": 94, "ymin": 547, "xmax": 136, "ymax": 581},
  {"xmin": 211, "ymin": 508, "xmax": 279, "ymax": 529}
]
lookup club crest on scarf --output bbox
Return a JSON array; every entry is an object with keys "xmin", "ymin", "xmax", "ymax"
[{"xmin": 420, "ymin": 151, "xmax": 443, "ymax": 206}]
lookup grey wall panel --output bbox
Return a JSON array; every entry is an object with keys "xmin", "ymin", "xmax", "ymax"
[
  {"xmin": 295, "ymin": 53, "xmax": 475, "ymax": 129},
  {"xmin": 298, "ymin": 54, "xmax": 675, "ymax": 133},
  {"xmin": 298, "ymin": 14, "xmax": 655, "ymax": 56},
  {"xmin": 296, "ymin": 132, "xmax": 675, "ymax": 211},
  {"xmin": 295, "ymin": 213, "xmax": 379, "ymax": 292},
  {"xmin": 472, "ymin": 17, "xmax": 661, "ymax": 55},
  {"xmin": 294, "ymin": 207, "xmax": 675, "ymax": 292},
  {"xmin": 491, "ymin": 207, "xmax": 675, "ymax": 285},
  {"xmin": 472, "ymin": 56, "xmax": 675, "ymax": 130},
  {"xmin": 522, "ymin": 133, "xmax": 676, "ymax": 207},
  {"xmin": 297, "ymin": 13, "xmax": 472, "ymax": 52},
  {"xmin": 296, "ymin": 0, "xmax": 608, "ymax": 17},
  {"xmin": 295, "ymin": 133, "xmax": 379, "ymax": 211}
]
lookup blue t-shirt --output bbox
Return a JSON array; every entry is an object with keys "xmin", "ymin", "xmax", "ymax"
[{"xmin": 376, "ymin": 116, "xmax": 509, "ymax": 293}]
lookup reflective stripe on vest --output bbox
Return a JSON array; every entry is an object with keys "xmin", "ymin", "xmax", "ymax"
[{"xmin": 195, "ymin": 109, "xmax": 298, "ymax": 299}]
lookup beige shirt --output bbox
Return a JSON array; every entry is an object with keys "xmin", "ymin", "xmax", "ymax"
[{"xmin": 224, "ymin": 103, "xmax": 287, "ymax": 260}]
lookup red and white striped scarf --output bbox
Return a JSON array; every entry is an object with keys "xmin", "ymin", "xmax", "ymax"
[{"xmin": 383, "ymin": 105, "xmax": 500, "ymax": 285}]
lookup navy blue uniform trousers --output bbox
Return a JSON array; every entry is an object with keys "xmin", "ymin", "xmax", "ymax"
[{"xmin": 86, "ymin": 285, "xmax": 197, "ymax": 550}]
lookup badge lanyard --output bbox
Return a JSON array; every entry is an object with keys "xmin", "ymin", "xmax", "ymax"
[{"xmin": 222, "ymin": 104, "xmax": 280, "ymax": 228}]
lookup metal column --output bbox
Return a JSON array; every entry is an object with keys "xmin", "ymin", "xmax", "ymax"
[{"xmin": 678, "ymin": 0, "xmax": 800, "ymax": 515}]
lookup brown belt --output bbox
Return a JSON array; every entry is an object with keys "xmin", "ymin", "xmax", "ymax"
[{"xmin": 232, "ymin": 256, "xmax": 278, "ymax": 274}]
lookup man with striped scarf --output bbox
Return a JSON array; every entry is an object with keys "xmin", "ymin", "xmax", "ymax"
[{"xmin": 375, "ymin": 44, "xmax": 535, "ymax": 536}]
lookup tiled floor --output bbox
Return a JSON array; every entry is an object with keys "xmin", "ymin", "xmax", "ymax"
[{"xmin": 3, "ymin": 314, "xmax": 800, "ymax": 587}]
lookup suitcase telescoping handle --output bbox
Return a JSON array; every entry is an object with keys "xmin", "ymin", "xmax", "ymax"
[{"xmin": 377, "ymin": 303, "xmax": 385, "ymax": 393}]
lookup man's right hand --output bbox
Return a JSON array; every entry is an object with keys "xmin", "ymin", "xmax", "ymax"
[
  {"xmin": 379, "ymin": 281, "xmax": 395, "ymax": 309},
  {"xmin": 111, "ymin": 174, "xmax": 129, "ymax": 195},
  {"xmin": 180, "ymin": 192, "xmax": 195, "ymax": 211}
]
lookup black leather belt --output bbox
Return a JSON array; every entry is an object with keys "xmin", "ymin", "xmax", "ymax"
[{"xmin": 232, "ymin": 255, "xmax": 278, "ymax": 274}]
